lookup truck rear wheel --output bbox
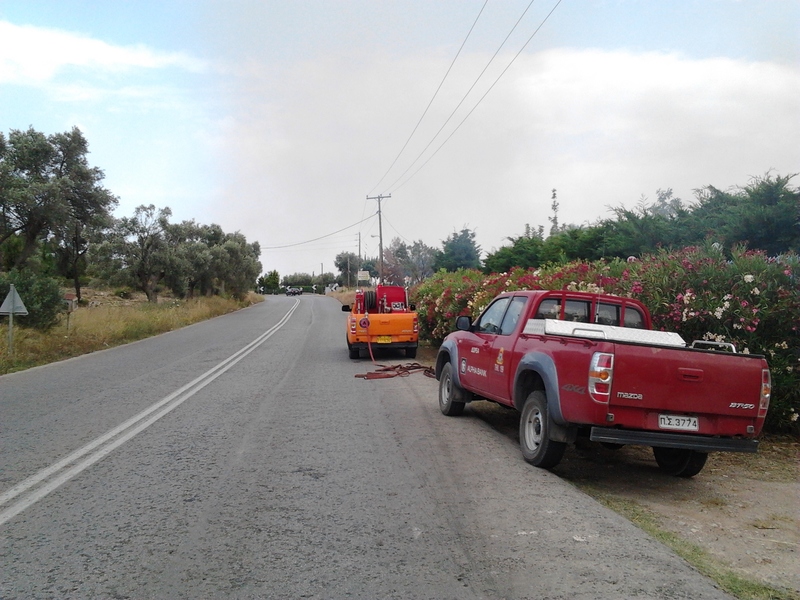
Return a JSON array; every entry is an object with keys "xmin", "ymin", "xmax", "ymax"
[
  {"xmin": 652, "ymin": 447, "xmax": 708, "ymax": 477},
  {"xmin": 519, "ymin": 391, "xmax": 566, "ymax": 469},
  {"xmin": 347, "ymin": 341, "xmax": 359, "ymax": 359},
  {"xmin": 438, "ymin": 363, "xmax": 465, "ymax": 416},
  {"xmin": 405, "ymin": 346, "xmax": 417, "ymax": 359}
]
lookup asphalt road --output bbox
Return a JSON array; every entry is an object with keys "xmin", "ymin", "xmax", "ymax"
[{"xmin": 1, "ymin": 295, "xmax": 735, "ymax": 599}]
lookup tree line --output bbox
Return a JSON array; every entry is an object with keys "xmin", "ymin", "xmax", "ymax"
[
  {"xmin": 483, "ymin": 176, "xmax": 799, "ymax": 273},
  {"xmin": 329, "ymin": 174, "xmax": 797, "ymax": 286},
  {"xmin": 330, "ymin": 172, "xmax": 797, "ymax": 287},
  {"xmin": 1, "ymin": 126, "xmax": 261, "ymax": 328}
]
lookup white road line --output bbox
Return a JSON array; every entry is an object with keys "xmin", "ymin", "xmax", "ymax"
[{"xmin": 0, "ymin": 299, "xmax": 300, "ymax": 527}]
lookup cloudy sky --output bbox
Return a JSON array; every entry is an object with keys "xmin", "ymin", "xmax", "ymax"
[{"xmin": 1, "ymin": 1, "xmax": 798, "ymax": 279}]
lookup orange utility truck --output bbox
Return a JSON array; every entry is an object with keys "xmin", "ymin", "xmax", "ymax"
[{"xmin": 342, "ymin": 285, "xmax": 419, "ymax": 359}]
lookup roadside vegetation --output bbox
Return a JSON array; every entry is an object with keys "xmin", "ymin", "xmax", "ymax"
[{"xmin": 0, "ymin": 291, "xmax": 262, "ymax": 375}]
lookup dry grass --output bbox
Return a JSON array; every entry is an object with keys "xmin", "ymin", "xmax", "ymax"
[
  {"xmin": 587, "ymin": 492, "xmax": 800, "ymax": 600},
  {"xmin": 709, "ymin": 436, "xmax": 800, "ymax": 483},
  {"xmin": 327, "ymin": 288, "xmax": 357, "ymax": 307},
  {"xmin": 0, "ymin": 292, "xmax": 263, "ymax": 374}
]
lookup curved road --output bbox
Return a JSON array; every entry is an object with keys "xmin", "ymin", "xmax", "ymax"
[{"xmin": 0, "ymin": 295, "xmax": 733, "ymax": 599}]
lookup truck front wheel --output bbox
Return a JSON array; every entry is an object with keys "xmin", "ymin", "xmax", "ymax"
[
  {"xmin": 652, "ymin": 447, "xmax": 708, "ymax": 477},
  {"xmin": 438, "ymin": 363, "xmax": 465, "ymax": 416},
  {"xmin": 520, "ymin": 391, "xmax": 566, "ymax": 469}
]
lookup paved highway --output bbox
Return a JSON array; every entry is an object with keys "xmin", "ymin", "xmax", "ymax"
[{"xmin": 1, "ymin": 295, "xmax": 733, "ymax": 599}]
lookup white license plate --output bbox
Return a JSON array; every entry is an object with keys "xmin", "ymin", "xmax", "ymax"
[
  {"xmin": 376, "ymin": 336, "xmax": 392, "ymax": 344},
  {"xmin": 658, "ymin": 414, "xmax": 699, "ymax": 431}
]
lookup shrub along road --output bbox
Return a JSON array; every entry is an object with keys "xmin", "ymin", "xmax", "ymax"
[{"xmin": 1, "ymin": 294, "xmax": 737, "ymax": 599}]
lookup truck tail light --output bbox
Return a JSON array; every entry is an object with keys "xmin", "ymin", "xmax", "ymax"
[
  {"xmin": 412, "ymin": 315, "xmax": 418, "ymax": 334},
  {"xmin": 349, "ymin": 318, "xmax": 357, "ymax": 335},
  {"xmin": 759, "ymin": 369, "xmax": 771, "ymax": 418},
  {"xmin": 589, "ymin": 352, "xmax": 614, "ymax": 403}
]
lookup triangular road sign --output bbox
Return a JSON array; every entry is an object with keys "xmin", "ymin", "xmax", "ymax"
[{"xmin": 0, "ymin": 285, "xmax": 29, "ymax": 316}]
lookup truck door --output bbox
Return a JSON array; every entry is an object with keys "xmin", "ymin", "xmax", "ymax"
[
  {"xmin": 486, "ymin": 296, "xmax": 528, "ymax": 405},
  {"xmin": 459, "ymin": 297, "xmax": 510, "ymax": 394}
]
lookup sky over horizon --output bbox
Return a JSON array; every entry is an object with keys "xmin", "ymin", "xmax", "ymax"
[{"xmin": 1, "ymin": 0, "xmax": 798, "ymax": 279}]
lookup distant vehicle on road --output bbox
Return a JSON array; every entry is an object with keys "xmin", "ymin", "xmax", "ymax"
[{"xmin": 285, "ymin": 287, "xmax": 303, "ymax": 296}]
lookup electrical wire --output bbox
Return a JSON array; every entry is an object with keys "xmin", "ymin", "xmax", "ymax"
[
  {"xmin": 389, "ymin": 0, "xmax": 563, "ymax": 193},
  {"xmin": 260, "ymin": 212, "xmax": 376, "ymax": 250},
  {"xmin": 367, "ymin": 0, "xmax": 489, "ymax": 195},
  {"xmin": 382, "ymin": 0, "xmax": 538, "ymax": 193},
  {"xmin": 383, "ymin": 213, "xmax": 412, "ymax": 244}
]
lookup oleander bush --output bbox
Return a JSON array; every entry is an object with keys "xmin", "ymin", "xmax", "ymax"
[{"xmin": 412, "ymin": 243, "xmax": 800, "ymax": 433}]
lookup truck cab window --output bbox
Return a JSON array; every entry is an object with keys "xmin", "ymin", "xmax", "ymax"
[
  {"xmin": 534, "ymin": 299, "xmax": 561, "ymax": 319},
  {"xmin": 596, "ymin": 303, "xmax": 620, "ymax": 326},
  {"xmin": 500, "ymin": 297, "xmax": 528, "ymax": 335},
  {"xmin": 477, "ymin": 297, "xmax": 510, "ymax": 334},
  {"xmin": 565, "ymin": 300, "xmax": 590, "ymax": 322},
  {"xmin": 624, "ymin": 307, "xmax": 645, "ymax": 329}
]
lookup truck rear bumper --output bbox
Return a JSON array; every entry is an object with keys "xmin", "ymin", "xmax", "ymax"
[
  {"xmin": 590, "ymin": 427, "xmax": 759, "ymax": 453},
  {"xmin": 350, "ymin": 341, "xmax": 418, "ymax": 350}
]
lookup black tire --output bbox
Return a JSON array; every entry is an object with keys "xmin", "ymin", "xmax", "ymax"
[
  {"xmin": 364, "ymin": 290, "xmax": 377, "ymax": 311},
  {"xmin": 519, "ymin": 391, "xmax": 566, "ymax": 469},
  {"xmin": 652, "ymin": 447, "xmax": 708, "ymax": 477},
  {"xmin": 348, "ymin": 342, "xmax": 359, "ymax": 360},
  {"xmin": 405, "ymin": 346, "xmax": 417, "ymax": 359},
  {"xmin": 438, "ymin": 363, "xmax": 465, "ymax": 416}
]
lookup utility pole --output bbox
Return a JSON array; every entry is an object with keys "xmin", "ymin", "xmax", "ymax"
[{"xmin": 366, "ymin": 193, "xmax": 390, "ymax": 285}]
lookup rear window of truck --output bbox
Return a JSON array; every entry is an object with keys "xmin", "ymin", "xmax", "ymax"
[
  {"xmin": 534, "ymin": 297, "xmax": 646, "ymax": 328},
  {"xmin": 596, "ymin": 302, "xmax": 644, "ymax": 328}
]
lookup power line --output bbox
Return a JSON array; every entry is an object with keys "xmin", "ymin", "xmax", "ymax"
[
  {"xmin": 260, "ymin": 213, "xmax": 376, "ymax": 250},
  {"xmin": 383, "ymin": 213, "xmax": 412, "ymax": 244},
  {"xmin": 383, "ymin": 0, "xmax": 538, "ymax": 193},
  {"xmin": 367, "ymin": 0, "xmax": 489, "ymax": 195},
  {"xmin": 390, "ymin": 0, "xmax": 563, "ymax": 193}
]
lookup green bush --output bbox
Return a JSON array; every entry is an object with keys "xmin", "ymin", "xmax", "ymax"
[{"xmin": 0, "ymin": 270, "xmax": 64, "ymax": 330}]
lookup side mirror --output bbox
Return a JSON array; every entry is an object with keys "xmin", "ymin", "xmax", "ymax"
[
  {"xmin": 456, "ymin": 315, "xmax": 472, "ymax": 331},
  {"xmin": 341, "ymin": 305, "xmax": 351, "ymax": 312}
]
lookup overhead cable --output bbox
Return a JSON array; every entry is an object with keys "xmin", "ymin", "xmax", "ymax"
[
  {"xmin": 390, "ymin": 0, "xmax": 563, "ymax": 193},
  {"xmin": 383, "ymin": 0, "xmax": 538, "ymax": 193},
  {"xmin": 261, "ymin": 212, "xmax": 376, "ymax": 250},
  {"xmin": 367, "ymin": 0, "xmax": 489, "ymax": 195}
]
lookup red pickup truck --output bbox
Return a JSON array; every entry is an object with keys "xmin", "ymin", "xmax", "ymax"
[{"xmin": 435, "ymin": 290, "xmax": 771, "ymax": 477}]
